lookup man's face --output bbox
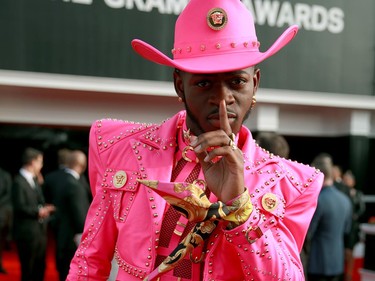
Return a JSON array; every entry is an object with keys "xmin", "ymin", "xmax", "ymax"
[
  {"xmin": 174, "ymin": 67, "xmax": 260, "ymax": 136},
  {"xmin": 32, "ymin": 155, "xmax": 44, "ymax": 175}
]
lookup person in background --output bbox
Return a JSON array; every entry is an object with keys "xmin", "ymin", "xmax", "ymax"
[
  {"xmin": 43, "ymin": 148, "xmax": 71, "ymax": 210},
  {"xmin": 332, "ymin": 165, "xmax": 349, "ymax": 195},
  {"xmin": 342, "ymin": 170, "xmax": 366, "ymax": 281},
  {"xmin": 0, "ymin": 167, "xmax": 12, "ymax": 274},
  {"xmin": 44, "ymin": 148, "xmax": 92, "ymax": 206},
  {"xmin": 11, "ymin": 147, "xmax": 55, "ymax": 281},
  {"xmin": 306, "ymin": 153, "xmax": 352, "ymax": 281},
  {"xmin": 57, "ymin": 148, "xmax": 71, "ymax": 169},
  {"xmin": 43, "ymin": 148, "xmax": 73, "ymax": 277},
  {"xmin": 46, "ymin": 150, "xmax": 90, "ymax": 281},
  {"xmin": 67, "ymin": 0, "xmax": 324, "ymax": 280},
  {"xmin": 255, "ymin": 131, "xmax": 290, "ymax": 158}
]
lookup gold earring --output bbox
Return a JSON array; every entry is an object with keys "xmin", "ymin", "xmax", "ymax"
[{"xmin": 251, "ymin": 96, "xmax": 257, "ymax": 109}]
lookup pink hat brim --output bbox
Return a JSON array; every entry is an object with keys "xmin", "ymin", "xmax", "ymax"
[{"xmin": 132, "ymin": 25, "xmax": 298, "ymax": 74}]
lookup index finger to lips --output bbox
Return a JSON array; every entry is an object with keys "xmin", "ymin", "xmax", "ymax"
[{"xmin": 219, "ymin": 100, "xmax": 232, "ymax": 135}]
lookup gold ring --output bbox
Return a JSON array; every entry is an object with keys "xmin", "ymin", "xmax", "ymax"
[
  {"xmin": 228, "ymin": 139, "xmax": 237, "ymax": 150},
  {"xmin": 229, "ymin": 133, "xmax": 235, "ymax": 142}
]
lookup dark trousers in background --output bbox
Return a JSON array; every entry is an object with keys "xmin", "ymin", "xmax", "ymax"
[
  {"xmin": 15, "ymin": 235, "xmax": 47, "ymax": 281},
  {"xmin": 56, "ymin": 247, "xmax": 76, "ymax": 281}
]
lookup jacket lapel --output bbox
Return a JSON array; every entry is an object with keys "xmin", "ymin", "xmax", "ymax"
[{"xmin": 132, "ymin": 113, "xmax": 183, "ymax": 184}]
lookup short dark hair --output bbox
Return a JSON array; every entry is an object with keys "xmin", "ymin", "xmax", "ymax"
[
  {"xmin": 311, "ymin": 153, "xmax": 333, "ymax": 179},
  {"xmin": 21, "ymin": 147, "xmax": 43, "ymax": 166},
  {"xmin": 256, "ymin": 132, "xmax": 290, "ymax": 158}
]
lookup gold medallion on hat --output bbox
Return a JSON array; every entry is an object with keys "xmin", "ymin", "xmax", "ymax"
[
  {"xmin": 261, "ymin": 193, "xmax": 278, "ymax": 212},
  {"xmin": 113, "ymin": 170, "xmax": 127, "ymax": 188},
  {"xmin": 207, "ymin": 7, "xmax": 228, "ymax": 30}
]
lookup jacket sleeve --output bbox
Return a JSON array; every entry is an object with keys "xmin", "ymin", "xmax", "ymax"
[
  {"xmin": 216, "ymin": 162, "xmax": 323, "ymax": 280},
  {"xmin": 67, "ymin": 122, "xmax": 118, "ymax": 281}
]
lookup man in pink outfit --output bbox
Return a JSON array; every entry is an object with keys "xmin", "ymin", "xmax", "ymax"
[{"xmin": 67, "ymin": 0, "xmax": 323, "ymax": 280}]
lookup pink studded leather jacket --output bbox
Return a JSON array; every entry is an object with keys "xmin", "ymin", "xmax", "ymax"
[{"xmin": 67, "ymin": 111, "xmax": 323, "ymax": 281}]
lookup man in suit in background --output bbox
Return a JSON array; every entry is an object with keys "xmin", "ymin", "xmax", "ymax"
[
  {"xmin": 11, "ymin": 147, "xmax": 55, "ymax": 281},
  {"xmin": 306, "ymin": 153, "xmax": 352, "ymax": 281},
  {"xmin": 44, "ymin": 150, "xmax": 90, "ymax": 281},
  {"xmin": 44, "ymin": 148, "xmax": 92, "ymax": 207},
  {"xmin": 43, "ymin": 148, "xmax": 71, "ymax": 221}
]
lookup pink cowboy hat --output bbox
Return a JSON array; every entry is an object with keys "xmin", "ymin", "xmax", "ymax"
[{"xmin": 131, "ymin": 0, "xmax": 298, "ymax": 73}]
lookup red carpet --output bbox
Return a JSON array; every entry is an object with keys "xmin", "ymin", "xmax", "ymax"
[{"xmin": 1, "ymin": 237, "xmax": 59, "ymax": 281}]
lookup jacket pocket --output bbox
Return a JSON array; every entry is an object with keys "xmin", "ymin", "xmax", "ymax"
[{"xmin": 101, "ymin": 168, "xmax": 140, "ymax": 223}]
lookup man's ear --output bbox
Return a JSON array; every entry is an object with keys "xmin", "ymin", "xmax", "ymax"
[
  {"xmin": 173, "ymin": 70, "xmax": 185, "ymax": 101},
  {"xmin": 253, "ymin": 68, "xmax": 261, "ymax": 93}
]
